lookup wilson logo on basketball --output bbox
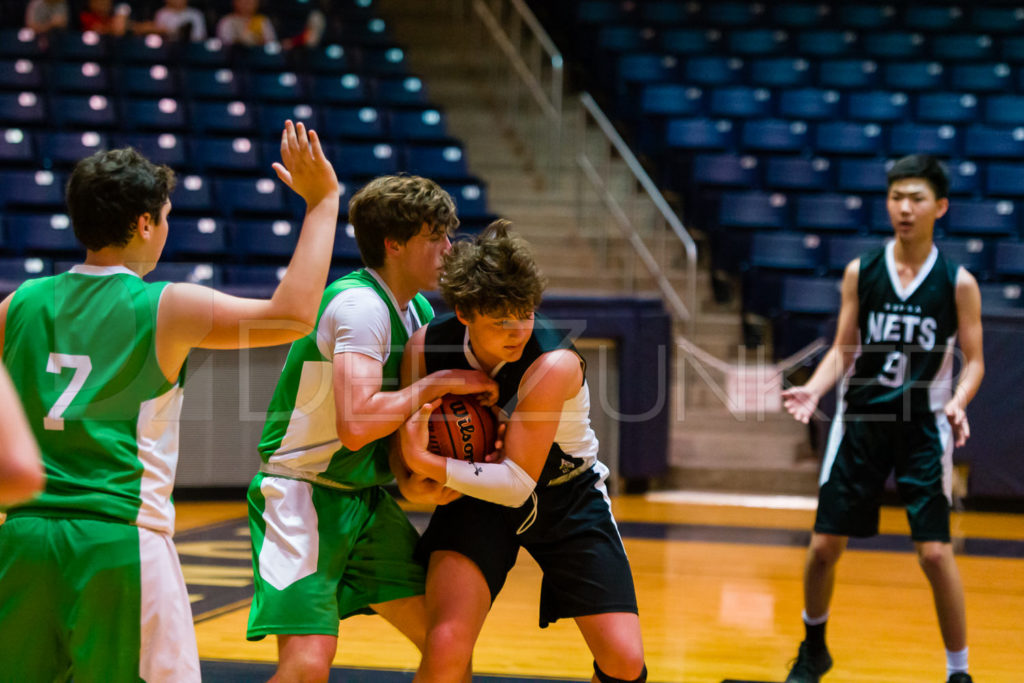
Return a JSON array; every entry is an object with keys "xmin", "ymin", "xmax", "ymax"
[{"xmin": 427, "ymin": 394, "xmax": 497, "ymax": 463}]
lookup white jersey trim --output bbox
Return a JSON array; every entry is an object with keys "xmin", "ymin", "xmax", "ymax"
[
  {"xmin": 69, "ymin": 264, "xmax": 140, "ymax": 278},
  {"xmin": 134, "ymin": 384, "xmax": 184, "ymax": 535},
  {"xmin": 884, "ymin": 240, "xmax": 938, "ymax": 301}
]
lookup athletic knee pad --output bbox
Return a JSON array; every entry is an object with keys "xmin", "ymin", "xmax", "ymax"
[{"xmin": 593, "ymin": 661, "xmax": 647, "ymax": 683}]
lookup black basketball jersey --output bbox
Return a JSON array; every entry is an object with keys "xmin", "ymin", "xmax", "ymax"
[
  {"xmin": 844, "ymin": 242, "xmax": 960, "ymax": 414},
  {"xmin": 422, "ymin": 313, "xmax": 601, "ymax": 487}
]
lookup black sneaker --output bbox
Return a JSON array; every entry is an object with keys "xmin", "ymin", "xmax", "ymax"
[
  {"xmin": 785, "ymin": 640, "xmax": 833, "ymax": 683},
  {"xmin": 947, "ymin": 674, "xmax": 973, "ymax": 683}
]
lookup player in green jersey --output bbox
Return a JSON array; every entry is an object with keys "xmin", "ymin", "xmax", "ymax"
[
  {"xmin": 0, "ymin": 362, "xmax": 42, "ymax": 505},
  {"xmin": 780, "ymin": 155, "xmax": 985, "ymax": 683},
  {"xmin": 0, "ymin": 120, "xmax": 339, "ymax": 682},
  {"xmin": 246, "ymin": 174, "xmax": 497, "ymax": 682}
]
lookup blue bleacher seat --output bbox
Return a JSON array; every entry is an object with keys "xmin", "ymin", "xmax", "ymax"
[
  {"xmin": 228, "ymin": 219, "xmax": 299, "ymax": 258},
  {"xmin": 113, "ymin": 132, "xmax": 187, "ymax": 167},
  {"xmin": 945, "ymin": 199, "xmax": 1018, "ymax": 237},
  {"xmin": 817, "ymin": 59, "xmax": 878, "ymax": 90},
  {"xmin": 836, "ymin": 158, "xmax": 888, "ymax": 193},
  {"xmin": 796, "ymin": 194, "xmax": 866, "ymax": 232},
  {"xmin": 709, "ymin": 86, "xmax": 773, "ymax": 119},
  {"xmin": 640, "ymin": 84, "xmax": 705, "ymax": 117},
  {"xmin": 117, "ymin": 34, "xmax": 173, "ymax": 64},
  {"xmin": 237, "ymin": 44, "xmax": 289, "ymax": 71},
  {"xmin": 616, "ymin": 54, "xmax": 679, "ymax": 88},
  {"xmin": 797, "ymin": 30, "xmax": 857, "ymax": 58},
  {"xmin": 838, "ymin": 5, "xmax": 897, "ymax": 30},
  {"xmin": 994, "ymin": 240, "xmax": 1024, "ymax": 278},
  {"xmin": 163, "ymin": 217, "xmax": 227, "ymax": 259},
  {"xmin": 931, "ymin": 34, "xmax": 995, "ymax": 62},
  {"xmin": 190, "ymin": 101, "xmax": 256, "ymax": 135},
  {"xmin": 257, "ymin": 104, "xmax": 321, "ymax": 135},
  {"xmin": 965, "ymin": 125, "xmax": 1024, "ymax": 159},
  {"xmin": 772, "ymin": 4, "xmax": 828, "ymax": 28},
  {"xmin": 948, "ymin": 160, "xmax": 981, "ymax": 196},
  {"xmin": 660, "ymin": 29, "xmax": 720, "ymax": 56},
  {"xmin": 38, "ymin": 131, "xmax": 109, "ymax": 167},
  {"xmin": 332, "ymin": 222, "xmax": 361, "ymax": 262},
  {"xmin": 402, "ymin": 144, "xmax": 470, "ymax": 180},
  {"xmin": 684, "ymin": 56, "xmax": 743, "ymax": 87},
  {"xmin": 936, "ymin": 237, "xmax": 992, "ymax": 279},
  {"xmin": 251, "ymin": 72, "xmax": 307, "ymax": 102},
  {"xmin": 1002, "ymin": 37, "xmax": 1024, "ymax": 63},
  {"xmin": 190, "ymin": 137, "xmax": 261, "ymax": 173},
  {"xmin": 691, "ymin": 153, "xmax": 758, "ymax": 188},
  {"xmin": 763, "ymin": 157, "xmax": 831, "ymax": 191},
  {"xmin": 389, "ymin": 108, "xmax": 448, "ymax": 141},
  {"xmin": 883, "ymin": 61, "xmax": 944, "ymax": 91},
  {"xmin": 888, "ymin": 123, "xmax": 960, "ymax": 157},
  {"xmin": 740, "ymin": 119, "xmax": 808, "ymax": 153},
  {"xmin": 746, "ymin": 231, "xmax": 824, "ymax": 271},
  {"xmin": 0, "ymin": 28, "xmax": 45, "ymax": 59},
  {"xmin": 639, "ymin": 1, "xmax": 695, "ymax": 24},
  {"xmin": 216, "ymin": 177, "xmax": 287, "ymax": 216},
  {"xmin": 665, "ymin": 118, "xmax": 736, "ymax": 150},
  {"xmin": 727, "ymin": 29, "xmax": 789, "ymax": 57},
  {"xmin": 3, "ymin": 213, "xmax": 80, "ymax": 254},
  {"xmin": 576, "ymin": 0, "xmax": 629, "ymax": 24},
  {"xmin": 596, "ymin": 26, "xmax": 650, "ymax": 54},
  {"xmin": 0, "ymin": 92, "xmax": 45, "ymax": 126},
  {"xmin": 445, "ymin": 183, "xmax": 490, "ymax": 220},
  {"xmin": 826, "ymin": 234, "xmax": 884, "ymax": 272},
  {"xmin": 0, "ymin": 256, "xmax": 51, "ymax": 287},
  {"xmin": 847, "ymin": 91, "xmax": 910, "ymax": 122},
  {"xmin": 306, "ymin": 44, "xmax": 357, "ymax": 74},
  {"xmin": 868, "ymin": 197, "xmax": 893, "ymax": 233},
  {"xmin": 748, "ymin": 58, "xmax": 811, "ymax": 88},
  {"xmin": 331, "ymin": 142, "xmax": 399, "ymax": 177},
  {"xmin": 0, "ymin": 127, "xmax": 33, "ymax": 164},
  {"xmin": 978, "ymin": 282, "xmax": 1024, "ymax": 316},
  {"xmin": 52, "ymin": 61, "xmax": 111, "ymax": 93},
  {"xmin": 717, "ymin": 191, "xmax": 789, "ymax": 229},
  {"xmin": 780, "ymin": 274, "xmax": 841, "ymax": 314},
  {"xmin": 971, "ymin": 7, "xmax": 1024, "ymax": 34},
  {"xmin": 361, "ymin": 46, "xmax": 411, "ymax": 76},
  {"xmin": 915, "ymin": 93, "xmax": 979, "ymax": 124},
  {"xmin": 52, "ymin": 94, "xmax": 118, "ymax": 129},
  {"xmin": 171, "ymin": 174, "xmax": 216, "ymax": 213},
  {"xmin": 121, "ymin": 97, "xmax": 187, "ymax": 131},
  {"xmin": 705, "ymin": 2, "xmax": 763, "ymax": 27},
  {"xmin": 310, "ymin": 73, "xmax": 370, "ymax": 105},
  {"xmin": 146, "ymin": 262, "xmax": 220, "ymax": 286},
  {"xmin": 322, "ymin": 105, "xmax": 386, "ymax": 139},
  {"xmin": 52, "ymin": 32, "xmax": 110, "ymax": 62},
  {"xmin": 950, "ymin": 63, "xmax": 1012, "ymax": 93},
  {"xmin": 0, "ymin": 170, "xmax": 66, "ymax": 210},
  {"xmin": 904, "ymin": 6, "xmax": 962, "ymax": 32},
  {"xmin": 222, "ymin": 264, "xmax": 284, "ymax": 287},
  {"xmin": 185, "ymin": 67, "xmax": 243, "ymax": 100},
  {"xmin": 0, "ymin": 58, "xmax": 44, "ymax": 91},
  {"xmin": 777, "ymin": 88, "xmax": 841, "ymax": 120},
  {"xmin": 985, "ymin": 162, "xmax": 1024, "ymax": 196},
  {"xmin": 864, "ymin": 32, "xmax": 926, "ymax": 60},
  {"xmin": 182, "ymin": 39, "xmax": 230, "ymax": 67},
  {"xmin": 983, "ymin": 95, "xmax": 1024, "ymax": 127},
  {"xmin": 119, "ymin": 64, "xmax": 178, "ymax": 98},
  {"xmin": 815, "ymin": 122, "xmax": 884, "ymax": 155},
  {"xmin": 375, "ymin": 76, "xmax": 429, "ymax": 106}
]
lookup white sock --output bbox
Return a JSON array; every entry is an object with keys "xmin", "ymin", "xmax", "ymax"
[
  {"xmin": 802, "ymin": 609, "xmax": 829, "ymax": 626},
  {"xmin": 946, "ymin": 647, "xmax": 968, "ymax": 676}
]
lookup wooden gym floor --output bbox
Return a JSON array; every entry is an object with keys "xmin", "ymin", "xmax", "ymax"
[{"xmin": 177, "ymin": 496, "xmax": 1024, "ymax": 683}]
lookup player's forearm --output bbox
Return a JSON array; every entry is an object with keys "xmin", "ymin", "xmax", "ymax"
[
  {"xmin": 269, "ymin": 197, "xmax": 340, "ymax": 326},
  {"xmin": 804, "ymin": 345, "xmax": 853, "ymax": 398},
  {"xmin": 952, "ymin": 358, "xmax": 985, "ymax": 410}
]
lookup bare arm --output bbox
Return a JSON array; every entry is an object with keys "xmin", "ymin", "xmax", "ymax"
[
  {"xmin": 0, "ymin": 362, "xmax": 44, "ymax": 506},
  {"xmin": 782, "ymin": 260, "xmax": 861, "ymax": 423},
  {"xmin": 945, "ymin": 268, "xmax": 985, "ymax": 447},
  {"xmin": 156, "ymin": 121, "xmax": 339, "ymax": 379}
]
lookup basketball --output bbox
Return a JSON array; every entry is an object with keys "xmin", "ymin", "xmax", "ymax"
[{"xmin": 426, "ymin": 394, "xmax": 498, "ymax": 463}]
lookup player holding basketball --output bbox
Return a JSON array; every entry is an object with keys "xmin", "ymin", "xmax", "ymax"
[
  {"xmin": 395, "ymin": 220, "xmax": 647, "ymax": 683},
  {"xmin": 245, "ymin": 174, "xmax": 496, "ymax": 682},
  {"xmin": 780, "ymin": 155, "xmax": 984, "ymax": 683},
  {"xmin": 0, "ymin": 121, "xmax": 339, "ymax": 681}
]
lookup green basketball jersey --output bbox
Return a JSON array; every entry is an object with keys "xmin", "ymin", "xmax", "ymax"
[
  {"xmin": 258, "ymin": 269, "xmax": 433, "ymax": 489},
  {"xmin": 844, "ymin": 242, "xmax": 960, "ymax": 415},
  {"xmin": 2, "ymin": 266, "xmax": 183, "ymax": 533}
]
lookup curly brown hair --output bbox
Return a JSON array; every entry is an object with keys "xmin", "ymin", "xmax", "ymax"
[
  {"xmin": 440, "ymin": 219, "xmax": 546, "ymax": 319},
  {"xmin": 348, "ymin": 175, "xmax": 458, "ymax": 268}
]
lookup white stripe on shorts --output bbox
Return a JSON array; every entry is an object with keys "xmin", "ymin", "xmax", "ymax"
[
  {"xmin": 258, "ymin": 476, "xmax": 320, "ymax": 591},
  {"xmin": 139, "ymin": 527, "xmax": 200, "ymax": 682}
]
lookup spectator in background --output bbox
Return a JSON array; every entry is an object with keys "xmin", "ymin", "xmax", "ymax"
[
  {"xmin": 152, "ymin": 0, "xmax": 207, "ymax": 41},
  {"xmin": 24, "ymin": 0, "xmax": 68, "ymax": 35},
  {"xmin": 216, "ymin": 0, "xmax": 276, "ymax": 47},
  {"xmin": 79, "ymin": 0, "xmax": 130, "ymax": 36}
]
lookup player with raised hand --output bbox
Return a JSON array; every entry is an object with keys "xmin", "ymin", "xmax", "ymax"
[
  {"xmin": 396, "ymin": 219, "xmax": 647, "ymax": 683},
  {"xmin": 0, "ymin": 120, "xmax": 339, "ymax": 682}
]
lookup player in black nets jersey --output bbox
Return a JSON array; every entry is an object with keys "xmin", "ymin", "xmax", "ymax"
[{"xmin": 780, "ymin": 155, "xmax": 984, "ymax": 683}]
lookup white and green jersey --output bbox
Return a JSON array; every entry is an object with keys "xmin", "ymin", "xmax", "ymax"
[
  {"xmin": 258, "ymin": 268, "xmax": 433, "ymax": 489},
  {"xmin": 3, "ymin": 265, "xmax": 184, "ymax": 534}
]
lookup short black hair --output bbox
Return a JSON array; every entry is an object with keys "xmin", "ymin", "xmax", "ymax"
[
  {"xmin": 66, "ymin": 147, "xmax": 176, "ymax": 251},
  {"xmin": 886, "ymin": 154, "xmax": 950, "ymax": 200}
]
